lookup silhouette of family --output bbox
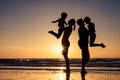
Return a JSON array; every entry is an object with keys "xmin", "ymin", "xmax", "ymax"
[{"xmin": 48, "ymin": 12, "xmax": 106, "ymax": 79}]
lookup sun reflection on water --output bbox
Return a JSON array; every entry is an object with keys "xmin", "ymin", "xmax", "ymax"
[{"xmin": 59, "ymin": 71, "xmax": 65, "ymax": 80}]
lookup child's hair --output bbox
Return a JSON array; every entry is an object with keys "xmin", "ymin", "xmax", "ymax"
[
  {"xmin": 68, "ymin": 18, "xmax": 76, "ymax": 30},
  {"xmin": 61, "ymin": 12, "xmax": 67, "ymax": 18},
  {"xmin": 84, "ymin": 16, "xmax": 91, "ymax": 22}
]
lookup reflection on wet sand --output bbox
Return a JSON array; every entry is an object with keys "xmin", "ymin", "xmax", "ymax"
[
  {"xmin": 65, "ymin": 70, "xmax": 70, "ymax": 80},
  {"xmin": 81, "ymin": 72, "xmax": 87, "ymax": 80}
]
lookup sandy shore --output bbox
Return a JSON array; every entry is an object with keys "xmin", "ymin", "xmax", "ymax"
[{"xmin": 0, "ymin": 69, "xmax": 120, "ymax": 80}]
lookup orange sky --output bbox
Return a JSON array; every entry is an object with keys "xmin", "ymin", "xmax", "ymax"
[{"xmin": 0, "ymin": 0, "xmax": 120, "ymax": 58}]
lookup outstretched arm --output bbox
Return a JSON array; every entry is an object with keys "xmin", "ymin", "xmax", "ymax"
[{"xmin": 52, "ymin": 19, "xmax": 59, "ymax": 23}]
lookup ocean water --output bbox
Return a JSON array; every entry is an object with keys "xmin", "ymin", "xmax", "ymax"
[
  {"xmin": 0, "ymin": 58, "xmax": 120, "ymax": 80},
  {"xmin": 0, "ymin": 58, "xmax": 120, "ymax": 72},
  {"xmin": 0, "ymin": 58, "xmax": 120, "ymax": 67}
]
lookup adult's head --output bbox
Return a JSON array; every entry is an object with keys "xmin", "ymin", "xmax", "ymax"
[
  {"xmin": 84, "ymin": 16, "xmax": 91, "ymax": 24},
  {"xmin": 77, "ymin": 18, "xmax": 85, "ymax": 27},
  {"xmin": 68, "ymin": 18, "xmax": 76, "ymax": 26}
]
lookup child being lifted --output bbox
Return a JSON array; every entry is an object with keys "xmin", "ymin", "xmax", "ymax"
[
  {"xmin": 84, "ymin": 16, "xmax": 106, "ymax": 48},
  {"xmin": 48, "ymin": 12, "xmax": 68, "ymax": 39}
]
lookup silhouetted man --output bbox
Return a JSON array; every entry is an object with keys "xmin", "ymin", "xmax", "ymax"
[{"xmin": 77, "ymin": 18, "xmax": 90, "ymax": 73}]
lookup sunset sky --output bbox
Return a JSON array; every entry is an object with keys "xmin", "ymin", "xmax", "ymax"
[{"xmin": 0, "ymin": 0, "xmax": 120, "ymax": 58}]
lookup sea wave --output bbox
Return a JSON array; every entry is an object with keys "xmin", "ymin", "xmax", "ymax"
[
  {"xmin": 0, "ymin": 66, "xmax": 120, "ymax": 74},
  {"xmin": 0, "ymin": 58, "xmax": 120, "ymax": 67}
]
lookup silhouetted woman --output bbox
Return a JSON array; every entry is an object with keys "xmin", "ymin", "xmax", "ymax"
[
  {"xmin": 77, "ymin": 18, "xmax": 90, "ymax": 73},
  {"xmin": 62, "ymin": 19, "xmax": 76, "ymax": 72}
]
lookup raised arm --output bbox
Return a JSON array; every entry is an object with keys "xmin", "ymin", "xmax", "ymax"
[{"xmin": 52, "ymin": 19, "xmax": 59, "ymax": 23}]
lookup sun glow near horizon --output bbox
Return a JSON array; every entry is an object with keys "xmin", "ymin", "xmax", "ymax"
[
  {"xmin": 0, "ymin": 0, "xmax": 120, "ymax": 58},
  {"xmin": 55, "ymin": 45, "xmax": 63, "ymax": 54}
]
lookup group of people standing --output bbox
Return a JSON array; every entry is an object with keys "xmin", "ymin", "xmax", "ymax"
[{"xmin": 48, "ymin": 12, "xmax": 106, "ymax": 74}]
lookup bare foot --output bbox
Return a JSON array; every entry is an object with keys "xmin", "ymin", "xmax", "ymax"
[{"xmin": 101, "ymin": 43, "xmax": 106, "ymax": 48}]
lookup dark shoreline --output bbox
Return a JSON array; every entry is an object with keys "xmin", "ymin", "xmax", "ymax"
[{"xmin": 0, "ymin": 58, "xmax": 120, "ymax": 67}]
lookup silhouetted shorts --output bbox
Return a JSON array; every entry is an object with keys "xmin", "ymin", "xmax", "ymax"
[
  {"xmin": 78, "ymin": 40, "xmax": 90, "ymax": 64},
  {"xmin": 58, "ymin": 28, "xmax": 64, "ymax": 38},
  {"xmin": 78, "ymin": 40, "xmax": 88, "ymax": 50},
  {"xmin": 90, "ymin": 33, "xmax": 96, "ymax": 45}
]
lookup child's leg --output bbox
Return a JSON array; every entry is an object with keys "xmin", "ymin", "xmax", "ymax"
[
  {"xmin": 62, "ymin": 48, "xmax": 70, "ymax": 71},
  {"xmin": 48, "ymin": 28, "xmax": 64, "ymax": 39},
  {"xmin": 57, "ymin": 28, "xmax": 64, "ymax": 39},
  {"xmin": 90, "ymin": 34, "xmax": 106, "ymax": 48},
  {"xmin": 48, "ymin": 30, "xmax": 58, "ymax": 38}
]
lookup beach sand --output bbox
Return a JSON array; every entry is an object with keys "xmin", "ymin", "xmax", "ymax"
[{"xmin": 0, "ymin": 69, "xmax": 120, "ymax": 80}]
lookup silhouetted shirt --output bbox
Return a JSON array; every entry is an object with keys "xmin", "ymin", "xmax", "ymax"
[
  {"xmin": 88, "ymin": 23, "xmax": 95, "ymax": 35},
  {"xmin": 58, "ymin": 18, "xmax": 66, "ymax": 28},
  {"xmin": 79, "ymin": 27, "xmax": 89, "ymax": 41},
  {"xmin": 78, "ymin": 26, "xmax": 89, "ymax": 48}
]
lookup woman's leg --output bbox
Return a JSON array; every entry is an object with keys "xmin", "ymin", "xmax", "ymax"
[{"xmin": 62, "ymin": 47, "xmax": 70, "ymax": 71}]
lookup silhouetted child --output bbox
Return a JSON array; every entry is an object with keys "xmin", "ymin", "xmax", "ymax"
[
  {"xmin": 84, "ymin": 17, "xmax": 106, "ymax": 48},
  {"xmin": 48, "ymin": 12, "xmax": 68, "ymax": 39}
]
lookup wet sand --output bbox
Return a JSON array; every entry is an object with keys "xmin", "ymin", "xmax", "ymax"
[{"xmin": 0, "ymin": 69, "xmax": 120, "ymax": 80}]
